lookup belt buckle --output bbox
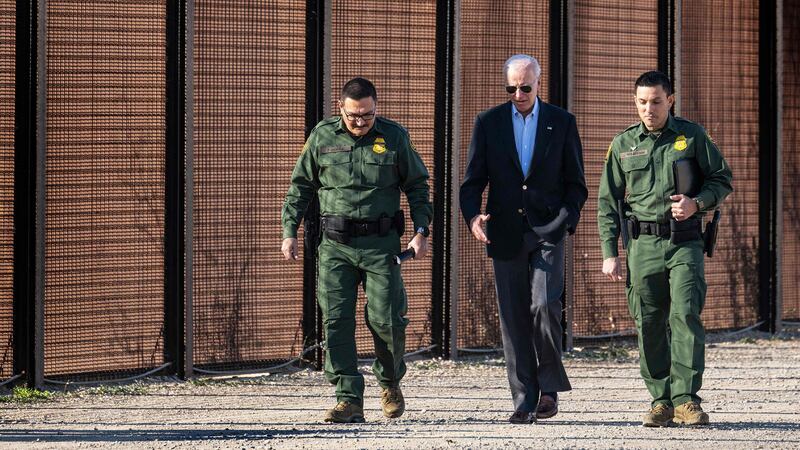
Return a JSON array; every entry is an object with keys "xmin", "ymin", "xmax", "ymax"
[{"xmin": 354, "ymin": 222, "xmax": 369, "ymax": 236}]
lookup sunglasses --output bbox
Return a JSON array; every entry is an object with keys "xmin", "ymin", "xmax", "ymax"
[{"xmin": 505, "ymin": 85, "xmax": 533, "ymax": 94}]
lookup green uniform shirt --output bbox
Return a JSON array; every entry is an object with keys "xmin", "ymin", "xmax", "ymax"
[
  {"xmin": 597, "ymin": 115, "xmax": 733, "ymax": 259},
  {"xmin": 282, "ymin": 116, "xmax": 432, "ymax": 238}
]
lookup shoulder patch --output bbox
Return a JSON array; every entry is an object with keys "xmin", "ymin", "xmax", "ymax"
[{"xmin": 605, "ymin": 142, "xmax": 613, "ymax": 162}]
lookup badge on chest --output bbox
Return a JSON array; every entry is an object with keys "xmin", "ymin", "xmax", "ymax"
[{"xmin": 373, "ymin": 137, "xmax": 387, "ymax": 154}]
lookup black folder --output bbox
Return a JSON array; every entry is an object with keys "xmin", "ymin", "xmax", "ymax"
[{"xmin": 672, "ymin": 158, "xmax": 703, "ymax": 197}]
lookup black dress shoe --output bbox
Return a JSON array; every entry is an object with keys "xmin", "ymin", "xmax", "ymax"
[
  {"xmin": 536, "ymin": 394, "xmax": 558, "ymax": 419},
  {"xmin": 509, "ymin": 410, "xmax": 536, "ymax": 424}
]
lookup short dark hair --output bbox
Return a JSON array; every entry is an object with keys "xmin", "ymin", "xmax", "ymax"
[
  {"xmin": 341, "ymin": 77, "xmax": 377, "ymax": 102},
  {"xmin": 635, "ymin": 71, "xmax": 673, "ymax": 96}
]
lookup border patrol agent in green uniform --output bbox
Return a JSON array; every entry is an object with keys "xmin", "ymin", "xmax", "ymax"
[
  {"xmin": 281, "ymin": 77, "xmax": 432, "ymax": 423},
  {"xmin": 598, "ymin": 71, "xmax": 732, "ymax": 427}
]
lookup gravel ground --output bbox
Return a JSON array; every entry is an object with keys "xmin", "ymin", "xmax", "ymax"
[{"xmin": 1, "ymin": 330, "xmax": 798, "ymax": 449}]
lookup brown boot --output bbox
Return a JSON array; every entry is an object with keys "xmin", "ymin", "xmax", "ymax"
[
  {"xmin": 381, "ymin": 387, "xmax": 405, "ymax": 418},
  {"xmin": 324, "ymin": 401, "xmax": 365, "ymax": 423},
  {"xmin": 674, "ymin": 401, "xmax": 710, "ymax": 425},
  {"xmin": 642, "ymin": 403, "xmax": 674, "ymax": 427}
]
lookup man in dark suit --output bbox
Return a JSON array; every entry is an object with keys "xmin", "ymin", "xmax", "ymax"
[{"xmin": 460, "ymin": 54, "xmax": 587, "ymax": 424}]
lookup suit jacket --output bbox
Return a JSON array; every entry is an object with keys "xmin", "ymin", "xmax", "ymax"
[{"xmin": 460, "ymin": 100, "xmax": 588, "ymax": 260}]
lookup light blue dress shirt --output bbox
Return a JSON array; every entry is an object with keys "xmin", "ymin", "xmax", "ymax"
[{"xmin": 511, "ymin": 98, "xmax": 540, "ymax": 177}]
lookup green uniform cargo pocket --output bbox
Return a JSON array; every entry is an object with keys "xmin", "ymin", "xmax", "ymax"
[
  {"xmin": 621, "ymin": 155, "xmax": 653, "ymax": 198},
  {"xmin": 626, "ymin": 285, "xmax": 641, "ymax": 322},
  {"xmin": 319, "ymin": 149, "xmax": 353, "ymax": 188},
  {"xmin": 362, "ymin": 150, "xmax": 398, "ymax": 188}
]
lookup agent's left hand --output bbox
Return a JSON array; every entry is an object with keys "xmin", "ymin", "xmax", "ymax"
[
  {"xmin": 669, "ymin": 194, "xmax": 698, "ymax": 221},
  {"xmin": 407, "ymin": 233, "xmax": 429, "ymax": 260}
]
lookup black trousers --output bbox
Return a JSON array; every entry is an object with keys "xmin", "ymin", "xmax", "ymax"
[{"xmin": 492, "ymin": 231, "xmax": 572, "ymax": 412}]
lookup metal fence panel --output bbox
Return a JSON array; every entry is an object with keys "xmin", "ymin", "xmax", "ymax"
[
  {"xmin": 781, "ymin": 1, "xmax": 800, "ymax": 322},
  {"xmin": 191, "ymin": 1, "xmax": 307, "ymax": 369},
  {"xmin": 455, "ymin": 0, "xmax": 550, "ymax": 350},
  {"xmin": 43, "ymin": 0, "xmax": 167, "ymax": 378},
  {"xmin": 680, "ymin": 0, "xmax": 760, "ymax": 329},
  {"xmin": 328, "ymin": 1, "xmax": 438, "ymax": 355},
  {"xmin": 1, "ymin": 1, "xmax": 788, "ymax": 381},
  {"xmin": 0, "ymin": 0, "xmax": 13, "ymax": 379},
  {"xmin": 570, "ymin": 0, "xmax": 659, "ymax": 337}
]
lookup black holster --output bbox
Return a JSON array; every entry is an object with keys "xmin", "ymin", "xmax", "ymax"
[
  {"xmin": 302, "ymin": 196, "xmax": 322, "ymax": 250},
  {"xmin": 618, "ymin": 199, "xmax": 629, "ymax": 250},
  {"xmin": 393, "ymin": 210, "xmax": 405, "ymax": 237},
  {"xmin": 669, "ymin": 217, "xmax": 702, "ymax": 244},
  {"xmin": 703, "ymin": 210, "xmax": 721, "ymax": 257},
  {"xmin": 626, "ymin": 216, "xmax": 640, "ymax": 240},
  {"xmin": 303, "ymin": 216, "xmax": 322, "ymax": 249},
  {"xmin": 377, "ymin": 213, "xmax": 392, "ymax": 237}
]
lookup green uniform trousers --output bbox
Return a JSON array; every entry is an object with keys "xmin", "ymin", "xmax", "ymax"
[
  {"xmin": 317, "ymin": 234, "xmax": 409, "ymax": 406},
  {"xmin": 626, "ymin": 234, "xmax": 707, "ymax": 407}
]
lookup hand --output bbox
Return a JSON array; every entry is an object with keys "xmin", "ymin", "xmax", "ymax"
[
  {"xmin": 469, "ymin": 214, "xmax": 491, "ymax": 244},
  {"xmin": 281, "ymin": 237, "xmax": 299, "ymax": 261},
  {"xmin": 602, "ymin": 257, "xmax": 623, "ymax": 281},
  {"xmin": 669, "ymin": 194, "xmax": 698, "ymax": 222},
  {"xmin": 407, "ymin": 233, "xmax": 429, "ymax": 260}
]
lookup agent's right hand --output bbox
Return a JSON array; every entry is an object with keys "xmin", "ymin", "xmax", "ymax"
[
  {"xmin": 602, "ymin": 256, "xmax": 623, "ymax": 281},
  {"xmin": 469, "ymin": 214, "xmax": 491, "ymax": 244},
  {"xmin": 282, "ymin": 237, "xmax": 299, "ymax": 261}
]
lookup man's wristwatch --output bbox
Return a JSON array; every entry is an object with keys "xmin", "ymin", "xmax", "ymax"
[
  {"xmin": 416, "ymin": 226, "xmax": 430, "ymax": 237},
  {"xmin": 692, "ymin": 197, "xmax": 704, "ymax": 211}
]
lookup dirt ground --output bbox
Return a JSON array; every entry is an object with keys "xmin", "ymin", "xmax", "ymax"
[{"xmin": 1, "ymin": 329, "xmax": 799, "ymax": 449}]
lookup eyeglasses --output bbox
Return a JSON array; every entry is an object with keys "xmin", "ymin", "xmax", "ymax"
[
  {"xmin": 505, "ymin": 85, "xmax": 533, "ymax": 94},
  {"xmin": 342, "ymin": 110, "xmax": 376, "ymax": 122}
]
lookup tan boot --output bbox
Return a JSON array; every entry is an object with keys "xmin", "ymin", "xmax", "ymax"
[
  {"xmin": 642, "ymin": 403, "xmax": 674, "ymax": 427},
  {"xmin": 674, "ymin": 401, "xmax": 710, "ymax": 425},
  {"xmin": 324, "ymin": 401, "xmax": 365, "ymax": 423},
  {"xmin": 381, "ymin": 387, "xmax": 405, "ymax": 418}
]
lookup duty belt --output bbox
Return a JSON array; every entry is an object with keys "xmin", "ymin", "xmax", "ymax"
[
  {"xmin": 637, "ymin": 221, "xmax": 670, "ymax": 238},
  {"xmin": 321, "ymin": 216, "xmax": 391, "ymax": 237},
  {"xmin": 321, "ymin": 211, "xmax": 405, "ymax": 237}
]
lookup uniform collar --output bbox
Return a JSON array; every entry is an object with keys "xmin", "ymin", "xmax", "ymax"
[
  {"xmin": 637, "ymin": 115, "xmax": 678, "ymax": 138},
  {"xmin": 335, "ymin": 116, "xmax": 384, "ymax": 137}
]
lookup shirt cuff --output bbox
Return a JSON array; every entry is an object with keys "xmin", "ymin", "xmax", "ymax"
[
  {"xmin": 282, "ymin": 226, "xmax": 298, "ymax": 240},
  {"xmin": 412, "ymin": 215, "xmax": 431, "ymax": 233},
  {"xmin": 601, "ymin": 241, "xmax": 619, "ymax": 259}
]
